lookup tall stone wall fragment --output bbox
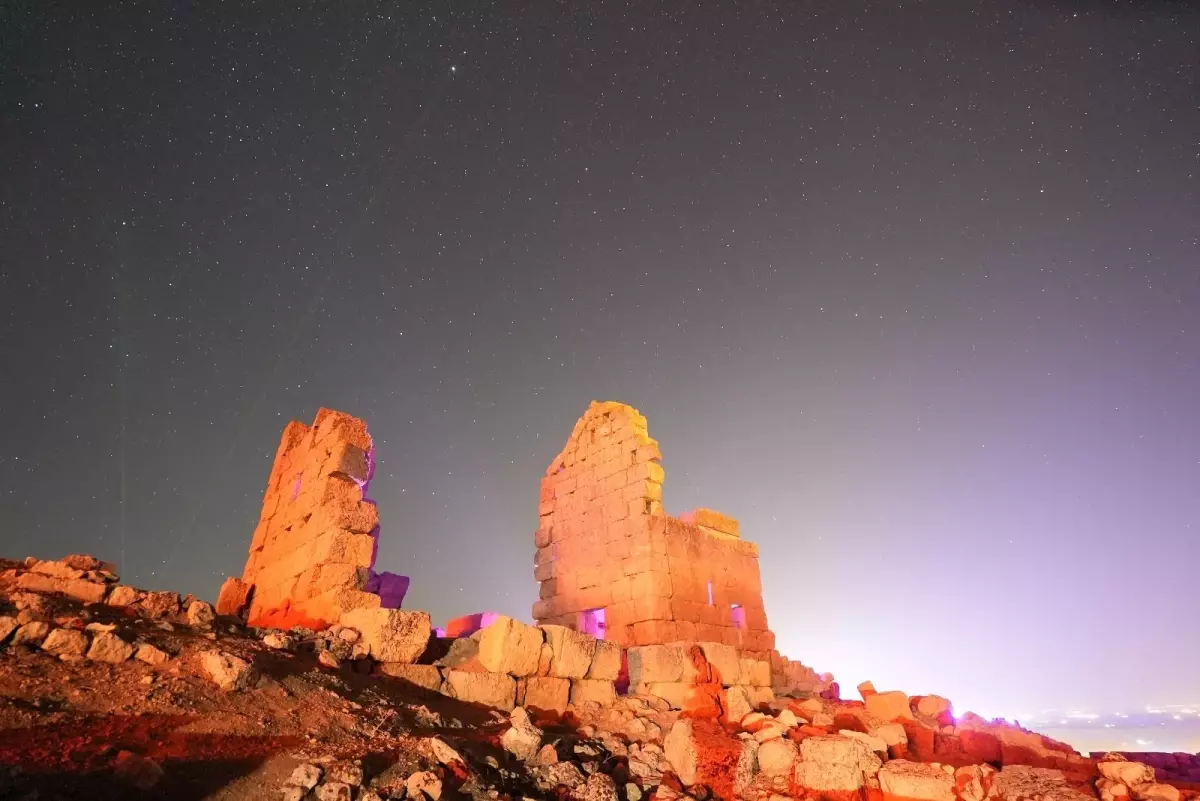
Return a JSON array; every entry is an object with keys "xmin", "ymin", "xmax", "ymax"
[{"xmin": 219, "ymin": 408, "xmax": 388, "ymax": 629}]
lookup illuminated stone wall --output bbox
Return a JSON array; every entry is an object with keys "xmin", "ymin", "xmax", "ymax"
[
  {"xmin": 533, "ymin": 401, "xmax": 775, "ymax": 655},
  {"xmin": 218, "ymin": 408, "xmax": 385, "ymax": 629}
]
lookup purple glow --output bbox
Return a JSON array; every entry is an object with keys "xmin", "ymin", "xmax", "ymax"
[
  {"xmin": 367, "ymin": 571, "xmax": 410, "ymax": 608},
  {"xmin": 579, "ymin": 607, "xmax": 606, "ymax": 639},
  {"xmin": 731, "ymin": 603, "xmax": 746, "ymax": 629}
]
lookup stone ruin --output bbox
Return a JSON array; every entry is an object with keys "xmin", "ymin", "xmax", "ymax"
[
  {"xmin": 216, "ymin": 408, "xmax": 409, "ymax": 629},
  {"xmin": 215, "ymin": 401, "xmax": 830, "ymax": 698}
]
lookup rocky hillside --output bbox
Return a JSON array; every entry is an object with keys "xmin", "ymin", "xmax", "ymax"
[{"xmin": 1, "ymin": 554, "xmax": 1196, "ymax": 801}]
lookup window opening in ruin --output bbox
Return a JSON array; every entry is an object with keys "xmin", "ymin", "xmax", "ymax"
[
  {"xmin": 579, "ymin": 607, "xmax": 606, "ymax": 639},
  {"xmin": 731, "ymin": 603, "xmax": 746, "ymax": 629},
  {"xmin": 706, "ymin": 581, "xmax": 713, "ymax": 606},
  {"xmin": 291, "ymin": 474, "xmax": 302, "ymax": 501}
]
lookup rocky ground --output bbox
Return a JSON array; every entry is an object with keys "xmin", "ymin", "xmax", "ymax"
[{"xmin": 1, "ymin": 555, "xmax": 1198, "ymax": 801}]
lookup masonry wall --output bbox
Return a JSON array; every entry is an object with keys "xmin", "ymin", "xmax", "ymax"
[
  {"xmin": 532, "ymin": 401, "xmax": 775, "ymax": 654},
  {"xmin": 228, "ymin": 408, "xmax": 385, "ymax": 629}
]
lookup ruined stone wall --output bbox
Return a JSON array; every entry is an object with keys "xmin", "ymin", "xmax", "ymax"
[
  {"xmin": 218, "ymin": 408, "xmax": 385, "ymax": 629},
  {"xmin": 532, "ymin": 401, "xmax": 774, "ymax": 653}
]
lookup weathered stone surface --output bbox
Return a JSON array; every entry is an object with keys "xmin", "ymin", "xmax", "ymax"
[
  {"xmin": 186, "ymin": 600, "xmax": 215, "ymax": 626},
  {"xmin": 378, "ymin": 663, "xmax": 443, "ymax": 691},
  {"xmin": 1132, "ymin": 784, "xmax": 1181, "ymax": 801},
  {"xmin": 697, "ymin": 641, "xmax": 742, "ymax": 685},
  {"xmin": 866, "ymin": 689, "xmax": 914, "ymax": 721},
  {"xmin": 87, "ymin": 631, "xmax": 134, "ymax": 663},
  {"xmin": 541, "ymin": 624, "xmax": 597, "ymax": 679},
  {"xmin": 520, "ymin": 676, "xmax": 570, "ymax": 716},
  {"xmin": 135, "ymin": 643, "xmax": 170, "ymax": 666},
  {"xmin": 664, "ymin": 719, "xmax": 698, "ymax": 786},
  {"xmin": 286, "ymin": 764, "xmax": 322, "ymax": 790},
  {"xmin": 956, "ymin": 764, "xmax": 997, "ymax": 801},
  {"xmin": 443, "ymin": 669, "xmax": 517, "ymax": 710},
  {"xmin": 200, "ymin": 650, "xmax": 256, "ymax": 691},
  {"xmin": 340, "ymin": 608, "xmax": 431, "ymax": 663},
  {"xmin": 757, "ymin": 738, "xmax": 798, "ymax": 777},
  {"xmin": 314, "ymin": 782, "xmax": 352, "ymax": 801},
  {"xmin": 0, "ymin": 616, "xmax": 18, "ymax": 646},
  {"xmin": 406, "ymin": 771, "xmax": 443, "ymax": 800},
  {"xmin": 501, "ymin": 706, "xmax": 544, "ymax": 761},
  {"xmin": 215, "ymin": 576, "xmax": 252, "ymax": 616},
  {"xmin": 570, "ymin": 678, "xmax": 617, "ymax": 707},
  {"xmin": 988, "ymin": 766, "xmax": 1093, "ymax": 801},
  {"xmin": 478, "ymin": 616, "xmax": 543, "ymax": 677},
  {"xmin": 723, "ymin": 685, "xmax": 754, "ymax": 724},
  {"xmin": 879, "ymin": 760, "xmax": 955, "ymax": 801},
  {"xmin": 572, "ymin": 772, "xmax": 619, "ymax": 801},
  {"xmin": 841, "ymin": 729, "xmax": 888, "ymax": 754},
  {"xmin": 627, "ymin": 644, "xmax": 686, "ymax": 684},
  {"xmin": 740, "ymin": 657, "xmax": 771, "ymax": 688},
  {"xmin": 41, "ymin": 628, "xmax": 89, "ymax": 658},
  {"xmin": 10, "ymin": 621, "xmax": 49, "ymax": 646},
  {"xmin": 794, "ymin": 735, "xmax": 883, "ymax": 792},
  {"xmin": 915, "ymin": 694, "xmax": 953, "ymax": 720},
  {"xmin": 107, "ymin": 585, "xmax": 139, "ymax": 607},
  {"xmin": 1098, "ymin": 758, "xmax": 1156, "ymax": 788},
  {"xmin": 139, "ymin": 591, "xmax": 181, "ymax": 619},
  {"xmin": 588, "ymin": 639, "xmax": 623, "ymax": 681}
]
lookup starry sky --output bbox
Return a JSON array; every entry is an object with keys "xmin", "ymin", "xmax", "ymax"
[{"xmin": 2, "ymin": 1, "xmax": 1198, "ymax": 722}]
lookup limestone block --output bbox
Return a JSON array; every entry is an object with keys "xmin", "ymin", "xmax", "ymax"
[
  {"xmin": 200, "ymin": 650, "xmax": 256, "ymax": 691},
  {"xmin": 478, "ymin": 616, "xmax": 544, "ymax": 677},
  {"xmin": 340, "ymin": 608, "xmax": 431, "ymax": 664},
  {"xmin": 570, "ymin": 678, "xmax": 616, "ymax": 707},
  {"xmin": 664, "ymin": 719, "xmax": 698, "ymax": 786},
  {"xmin": 627, "ymin": 644, "xmax": 686, "ymax": 684},
  {"xmin": 87, "ymin": 631, "xmax": 134, "ymax": 663},
  {"xmin": 758, "ymin": 738, "xmax": 799, "ymax": 778},
  {"xmin": 988, "ymin": 766, "xmax": 1094, "ymax": 801},
  {"xmin": 443, "ymin": 669, "xmax": 517, "ymax": 710},
  {"xmin": 696, "ymin": 641, "xmax": 742, "ymax": 685},
  {"xmin": 794, "ymin": 735, "xmax": 883, "ymax": 792},
  {"xmin": 42, "ymin": 628, "xmax": 89, "ymax": 658},
  {"xmin": 539, "ymin": 625, "xmax": 597, "ymax": 679},
  {"xmin": 378, "ymin": 663, "xmax": 443, "ymax": 692},
  {"xmin": 587, "ymin": 639, "xmax": 623, "ymax": 681},
  {"xmin": 740, "ymin": 657, "xmax": 771, "ymax": 688},
  {"xmin": 520, "ymin": 676, "xmax": 570, "ymax": 715},
  {"xmin": 1098, "ymin": 760, "xmax": 1157, "ymax": 787},
  {"xmin": 866, "ymin": 690, "xmax": 914, "ymax": 721},
  {"xmin": 879, "ymin": 760, "xmax": 955, "ymax": 801},
  {"xmin": 724, "ymin": 685, "xmax": 754, "ymax": 724}
]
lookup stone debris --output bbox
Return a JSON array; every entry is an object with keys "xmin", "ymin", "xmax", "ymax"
[
  {"xmin": 286, "ymin": 764, "xmax": 322, "ymax": 790},
  {"xmin": 135, "ymin": 642, "xmax": 170, "ymax": 666},
  {"xmin": 405, "ymin": 770, "xmax": 443, "ymax": 799},
  {"xmin": 186, "ymin": 599, "xmax": 216, "ymax": 626},
  {"xmin": 41, "ymin": 627, "xmax": 89, "ymax": 659},
  {"xmin": 200, "ymin": 649, "xmax": 256, "ymax": 691},
  {"xmin": 501, "ymin": 706, "xmax": 544, "ymax": 761},
  {"xmin": 86, "ymin": 630, "xmax": 134, "ymax": 663}
]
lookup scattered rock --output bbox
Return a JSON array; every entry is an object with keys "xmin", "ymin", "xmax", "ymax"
[
  {"xmin": 325, "ymin": 761, "xmax": 363, "ymax": 787},
  {"xmin": 200, "ymin": 650, "xmax": 256, "ymax": 691},
  {"xmin": 186, "ymin": 600, "xmax": 216, "ymax": 626},
  {"xmin": 664, "ymin": 719, "xmax": 698, "ymax": 786},
  {"xmin": 0, "ymin": 616, "xmax": 18, "ymax": 645},
  {"xmin": 41, "ymin": 627, "xmax": 89, "ymax": 659},
  {"xmin": 135, "ymin": 642, "xmax": 170, "ymax": 666},
  {"xmin": 314, "ymin": 782, "xmax": 352, "ymax": 801},
  {"xmin": 406, "ymin": 770, "xmax": 443, "ymax": 800},
  {"xmin": 865, "ymin": 689, "xmax": 914, "ymax": 721},
  {"xmin": 794, "ymin": 735, "xmax": 883, "ymax": 792},
  {"xmin": 107, "ymin": 585, "xmax": 139, "ymax": 607},
  {"xmin": 286, "ymin": 764, "xmax": 322, "ymax": 790},
  {"xmin": 140, "ymin": 591, "xmax": 182, "ymax": 619},
  {"xmin": 571, "ymin": 772, "xmax": 619, "ymax": 801},
  {"xmin": 87, "ymin": 631, "xmax": 134, "ymax": 663},
  {"xmin": 11, "ymin": 621, "xmax": 51, "ymax": 646},
  {"xmin": 262, "ymin": 631, "xmax": 295, "ymax": 651},
  {"xmin": 318, "ymin": 649, "xmax": 341, "ymax": 669},
  {"xmin": 502, "ymin": 706, "xmax": 545, "ymax": 761}
]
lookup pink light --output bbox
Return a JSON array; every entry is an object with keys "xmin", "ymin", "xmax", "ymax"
[
  {"xmin": 580, "ymin": 607, "xmax": 606, "ymax": 639},
  {"xmin": 731, "ymin": 603, "xmax": 746, "ymax": 629}
]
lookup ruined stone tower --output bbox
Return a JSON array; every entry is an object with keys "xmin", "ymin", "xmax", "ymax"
[{"xmin": 532, "ymin": 401, "xmax": 775, "ymax": 655}]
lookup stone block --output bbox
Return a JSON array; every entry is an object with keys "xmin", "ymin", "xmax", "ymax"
[
  {"xmin": 696, "ymin": 641, "xmax": 742, "ymax": 685},
  {"xmin": 627, "ymin": 644, "xmax": 686, "ymax": 684},
  {"xmin": 794, "ymin": 735, "xmax": 883, "ymax": 792},
  {"xmin": 378, "ymin": 663, "xmax": 443, "ymax": 692},
  {"xmin": 587, "ymin": 639, "xmax": 623, "ymax": 681},
  {"xmin": 879, "ymin": 759, "xmax": 955, "ymax": 801},
  {"xmin": 478, "ymin": 616, "xmax": 544, "ymax": 677},
  {"xmin": 340, "ymin": 608, "xmax": 431, "ymax": 663},
  {"xmin": 570, "ymin": 678, "xmax": 616, "ymax": 707},
  {"xmin": 740, "ymin": 657, "xmax": 771, "ymax": 688},
  {"xmin": 541, "ymin": 625, "xmax": 597, "ymax": 679},
  {"xmin": 215, "ymin": 577, "xmax": 252, "ymax": 616},
  {"xmin": 866, "ymin": 690, "xmax": 914, "ymax": 721},
  {"xmin": 443, "ymin": 669, "xmax": 517, "ymax": 710},
  {"xmin": 520, "ymin": 676, "xmax": 570, "ymax": 715}
]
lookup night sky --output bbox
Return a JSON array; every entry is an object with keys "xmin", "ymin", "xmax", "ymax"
[{"xmin": 2, "ymin": 1, "xmax": 1198, "ymax": 722}]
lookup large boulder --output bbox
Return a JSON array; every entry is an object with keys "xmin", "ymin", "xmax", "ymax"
[
  {"xmin": 340, "ymin": 608, "xmax": 431, "ymax": 663},
  {"xmin": 1098, "ymin": 758, "xmax": 1156, "ymax": 788},
  {"xmin": 41, "ymin": 628, "xmax": 89, "ymax": 659},
  {"xmin": 87, "ymin": 631, "xmax": 134, "ymax": 663},
  {"xmin": 443, "ymin": 669, "xmax": 517, "ymax": 710},
  {"xmin": 541, "ymin": 625, "xmax": 597, "ymax": 679},
  {"xmin": 478, "ymin": 616, "xmax": 543, "ymax": 677},
  {"xmin": 879, "ymin": 760, "xmax": 955, "ymax": 801},
  {"xmin": 794, "ymin": 735, "xmax": 883, "ymax": 792}
]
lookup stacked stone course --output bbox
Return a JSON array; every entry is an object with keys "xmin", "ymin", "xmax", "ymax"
[
  {"xmin": 217, "ymin": 408, "xmax": 393, "ymax": 629},
  {"xmin": 532, "ymin": 401, "xmax": 774, "ymax": 652}
]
